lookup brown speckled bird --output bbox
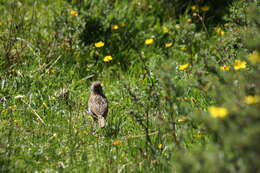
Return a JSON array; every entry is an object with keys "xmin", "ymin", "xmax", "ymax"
[{"xmin": 88, "ymin": 81, "xmax": 108, "ymax": 128}]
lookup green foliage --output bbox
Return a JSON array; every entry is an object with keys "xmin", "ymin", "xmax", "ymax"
[{"xmin": 0, "ymin": 0, "xmax": 260, "ymax": 172}]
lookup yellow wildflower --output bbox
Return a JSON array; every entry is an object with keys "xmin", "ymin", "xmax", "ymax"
[
  {"xmin": 47, "ymin": 69, "xmax": 56, "ymax": 75},
  {"xmin": 111, "ymin": 24, "xmax": 119, "ymax": 30},
  {"xmin": 163, "ymin": 26, "xmax": 169, "ymax": 33},
  {"xmin": 176, "ymin": 116, "xmax": 189, "ymax": 123},
  {"xmin": 248, "ymin": 50, "xmax": 260, "ymax": 64},
  {"xmin": 158, "ymin": 144, "xmax": 164, "ymax": 150},
  {"xmin": 145, "ymin": 38, "xmax": 154, "ymax": 45},
  {"xmin": 112, "ymin": 140, "xmax": 122, "ymax": 146},
  {"xmin": 215, "ymin": 28, "xmax": 225, "ymax": 36},
  {"xmin": 234, "ymin": 59, "xmax": 247, "ymax": 70},
  {"xmin": 165, "ymin": 42, "xmax": 173, "ymax": 47},
  {"xmin": 220, "ymin": 65, "xmax": 230, "ymax": 71},
  {"xmin": 208, "ymin": 106, "xmax": 229, "ymax": 118},
  {"xmin": 95, "ymin": 41, "xmax": 105, "ymax": 48},
  {"xmin": 201, "ymin": 6, "xmax": 210, "ymax": 12},
  {"xmin": 70, "ymin": 10, "xmax": 78, "ymax": 17},
  {"xmin": 244, "ymin": 95, "xmax": 260, "ymax": 104},
  {"xmin": 103, "ymin": 56, "xmax": 113, "ymax": 62},
  {"xmin": 191, "ymin": 5, "xmax": 199, "ymax": 12},
  {"xmin": 179, "ymin": 63, "xmax": 189, "ymax": 70}
]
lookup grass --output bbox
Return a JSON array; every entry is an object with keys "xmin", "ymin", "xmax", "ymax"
[{"xmin": 1, "ymin": 0, "xmax": 260, "ymax": 172}]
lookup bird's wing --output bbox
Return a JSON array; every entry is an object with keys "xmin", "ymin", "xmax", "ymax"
[
  {"xmin": 89, "ymin": 96, "xmax": 108, "ymax": 117},
  {"xmin": 86, "ymin": 106, "xmax": 93, "ymax": 115}
]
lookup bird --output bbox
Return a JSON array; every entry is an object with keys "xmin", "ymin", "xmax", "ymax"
[{"xmin": 87, "ymin": 81, "xmax": 108, "ymax": 128}]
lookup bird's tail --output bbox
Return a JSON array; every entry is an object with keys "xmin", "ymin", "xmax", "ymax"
[{"xmin": 98, "ymin": 116, "xmax": 106, "ymax": 128}]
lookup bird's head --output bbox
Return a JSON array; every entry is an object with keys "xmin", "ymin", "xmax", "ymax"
[{"xmin": 90, "ymin": 81, "xmax": 103, "ymax": 94}]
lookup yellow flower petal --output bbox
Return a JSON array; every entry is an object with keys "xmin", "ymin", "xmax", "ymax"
[
  {"xmin": 191, "ymin": 5, "xmax": 199, "ymax": 12},
  {"xmin": 208, "ymin": 106, "xmax": 229, "ymax": 118},
  {"xmin": 220, "ymin": 65, "xmax": 230, "ymax": 71},
  {"xmin": 158, "ymin": 144, "xmax": 164, "ymax": 150},
  {"xmin": 234, "ymin": 59, "xmax": 247, "ymax": 70},
  {"xmin": 111, "ymin": 24, "xmax": 119, "ymax": 30},
  {"xmin": 179, "ymin": 63, "xmax": 189, "ymax": 70},
  {"xmin": 95, "ymin": 41, "xmax": 105, "ymax": 48},
  {"xmin": 112, "ymin": 140, "xmax": 122, "ymax": 146},
  {"xmin": 145, "ymin": 38, "xmax": 154, "ymax": 45},
  {"xmin": 201, "ymin": 6, "xmax": 210, "ymax": 12},
  {"xmin": 248, "ymin": 50, "xmax": 260, "ymax": 64},
  {"xmin": 244, "ymin": 95, "xmax": 260, "ymax": 104},
  {"xmin": 215, "ymin": 28, "xmax": 225, "ymax": 36},
  {"xmin": 48, "ymin": 69, "xmax": 56, "ymax": 75},
  {"xmin": 165, "ymin": 42, "xmax": 173, "ymax": 47},
  {"xmin": 70, "ymin": 10, "xmax": 78, "ymax": 17},
  {"xmin": 103, "ymin": 55, "xmax": 113, "ymax": 62}
]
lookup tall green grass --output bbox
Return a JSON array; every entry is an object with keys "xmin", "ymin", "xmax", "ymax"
[{"xmin": 0, "ymin": 0, "xmax": 259, "ymax": 172}]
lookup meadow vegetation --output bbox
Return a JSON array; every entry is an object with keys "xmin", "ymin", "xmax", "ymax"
[{"xmin": 0, "ymin": 0, "xmax": 260, "ymax": 172}]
